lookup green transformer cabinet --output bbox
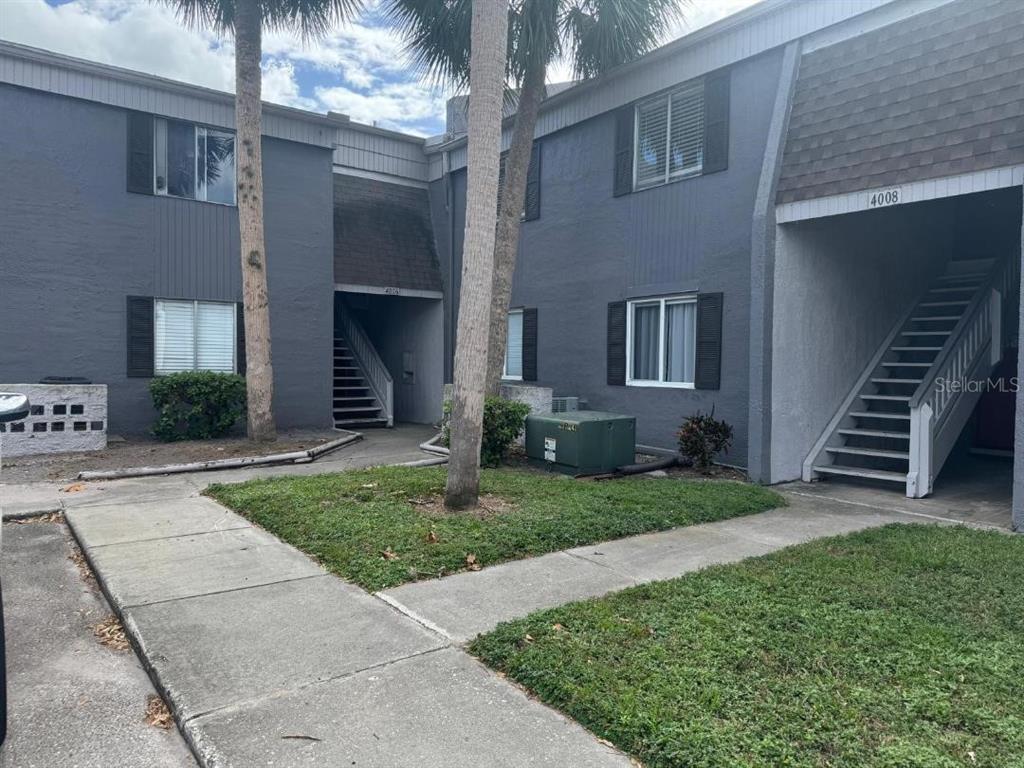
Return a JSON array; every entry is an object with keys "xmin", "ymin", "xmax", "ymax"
[{"xmin": 525, "ymin": 411, "xmax": 636, "ymax": 475}]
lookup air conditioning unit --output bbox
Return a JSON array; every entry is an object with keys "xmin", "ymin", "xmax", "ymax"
[
  {"xmin": 551, "ymin": 396, "xmax": 579, "ymax": 413},
  {"xmin": 525, "ymin": 411, "xmax": 636, "ymax": 475}
]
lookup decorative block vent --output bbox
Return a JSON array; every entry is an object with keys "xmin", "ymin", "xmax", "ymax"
[{"xmin": 0, "ymin": 384, "xmax": 107, "ymax": 456}]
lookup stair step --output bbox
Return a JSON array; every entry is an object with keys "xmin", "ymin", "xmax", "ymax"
[
  {"xmin": 827, "ymin": 446, "xmax": 910, "ymax": 460},
  {"xmin": 890, "ymin": 346, "xmax": 942, "ymax": 352},
  {"xmin": 861, "ymin": 394, "xmax": 911, "ymax": 401},
  {"xmin": 937, "ymin": 273, "xmax": 986, "ymax": 281},
  {"xmin": 882, "ymin": 361, "xmax": 932, "ymax": 367},
  {"xmin": 910, "ymin": 316, "xmax": 960, "ymax": 322},
  {"xmin": 870, "ymin": 378, "xmax": 923, "ymax": 385},
  {"xmin": 850, "ymin": 411, "xmax": 911, "ymax": 420},
  {"xmin": 901, "ymin": 330, "xmax": 952, "ymax": 336},
  {"xmin": 334, "ymin": 417, "xmax": 388, "ymax": 427},
  {"xmin": 929, "ymin": 286, "xmax": 978, "ymax": 293},
  {"xmin": 333, "ymin": 406, "xmax": 383, "ymax": 414},
  {"xmin": 919, "ymin": 301, "xmax": 970, "ymax": 307},
  {"xmin": 813, "ymin": 465, "xmax": 907, "ymax": 483},
  {"xmin": 838, "ymin": 428, "xmax": 910, "ymax": 439},
  {"xmin": 333, "ymin": 396, "xmax": 376, "ymax": 404}
]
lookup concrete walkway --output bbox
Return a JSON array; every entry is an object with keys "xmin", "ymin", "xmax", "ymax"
[
  {"xmin": 379, "ymin": 494, "xmax": 909, "ymax": 642},
  {"xmin": 64, "ymin": 495, "xmax": 632, "ymax": 767}
]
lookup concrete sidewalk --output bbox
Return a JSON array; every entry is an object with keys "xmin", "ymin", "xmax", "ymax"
[
  {"xmin": 1, "ymin": 425, "xmax": 433, "ymax": 519},
  {"xmin": 379, "ymin": 494, "xmax": 910, "ymax": 642},
  {"xmin": 64, "ymin": 495, "xmax": 632, "ymax": 767}
]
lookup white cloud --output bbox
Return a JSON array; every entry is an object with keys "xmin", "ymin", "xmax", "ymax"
[{"xmin": 316, "ymin": 81, "xmax": 447, "ymax": 135}]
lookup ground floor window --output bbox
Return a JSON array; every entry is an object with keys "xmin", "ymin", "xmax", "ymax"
[
  {"xmin": 503, "ymin": 309, "xmax": 524, "ymax": 380},
  {"xmin": 627, "ymin": 295, "xmax": 696, "ymax": 387},
  {"xmin": 154, "ymin": 299, "xmax": 236, "ymax": 375}
]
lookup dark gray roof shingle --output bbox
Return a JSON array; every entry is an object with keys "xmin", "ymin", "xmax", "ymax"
[
  {"xmin": 333, "ymin": 174, "xmax": 442, "ymax": 293},
  {"xmin": 777, "ymin": 0, "xmax": 1024, "ymax": 204}
]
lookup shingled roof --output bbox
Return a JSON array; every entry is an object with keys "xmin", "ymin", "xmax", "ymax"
[
  {"xmin": 776, "ymin": 0, "xmax": 1024, "ymax": 205},
  {"xmin": 333, "ymin": 174, "xmax": 442, "ymax": 293}
]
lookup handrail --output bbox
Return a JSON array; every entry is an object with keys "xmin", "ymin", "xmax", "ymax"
[
  {"xmin": 336, "ymin": 299, "xmax": 394, "ymax": 427},
  {"xmin": 908, "ymin": 258, "xmax": 1005, "ymax": 411}
]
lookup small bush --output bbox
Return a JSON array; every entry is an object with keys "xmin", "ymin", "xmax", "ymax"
[
  {"xmin": 442, "ymin": 396, "xmax": 531, "ymax": 467},
  {"xmin": 677, "ymin": 409, "xmax": 733, "ymax": 470},
  {"xmin": 150, "ymin": 371, "xmax": 247, "ymax": 442}
]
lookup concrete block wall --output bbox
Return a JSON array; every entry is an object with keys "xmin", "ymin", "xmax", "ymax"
[{"xmin": 0, "ymin": 384, "xmax": 107, "ymax": 456}]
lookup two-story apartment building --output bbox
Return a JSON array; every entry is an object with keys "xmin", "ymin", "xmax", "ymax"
[{"xmin": 1, "ymin": 0, "xmax": 1022, "ymax": 529}]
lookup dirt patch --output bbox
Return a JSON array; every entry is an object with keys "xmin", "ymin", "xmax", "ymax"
[
  {"xmin": 67, "ymin": 543, "xmax": 96, "ymax": 587},
  {"xmin": 9, "ymin": 511, "xmax": 63, "ymax": 524},
  {"xmin": 2, "ymin": 430, "xmax": 343, "ymax": 484},
  {"xmin": 408, "ymin": 493, "xmax": 518, "ymax": 519},
  {"xmin": 662, "ymin": 464, "xmax": 748, "ymax": 483},
  {"xmin": 93, "ymin": 615, "xmax": 130, "ymax": 651},
  {"xmin": 143, "ymin": 695, "xmax": 174, "ymax": 730}
]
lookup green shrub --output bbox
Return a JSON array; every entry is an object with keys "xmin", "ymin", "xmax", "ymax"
[
  {"xmin": 442, "ymin": 396, "xmax": 531, "ymax": 466},
  {"xmin": 150, "ymin": 371, "xmax": 247, "ymax": 441},
  {"xmin": 677, "ymin": 409, "xmax": 733, "ymax": 470}
]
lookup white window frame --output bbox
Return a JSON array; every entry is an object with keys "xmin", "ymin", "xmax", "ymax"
[
  {"xmin": 153, "ymin": 118, "xmax": 237, "ymax": 206},
  {"xmin": 154, "ymin": 299, "xmax": 237, "ymax": 376},
  {"xmin": 633, "ymin": 80, "xmax": 705, "ymax": 191},
  {"xmin": 625, "ymin": 295, "xmax": 697, "ymax": 389},
  {"xmin": 501, "ymin": 305, "xmax": 524, "ymax": 380}
]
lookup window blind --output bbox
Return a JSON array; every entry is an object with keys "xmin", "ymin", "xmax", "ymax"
[
  {"xmin": 155, "ymin": 300, "xmax": 197, "ymax": 375},
  {"xmin": 505, "ymin": 310, "xmax": 524, "ymax": 378}
]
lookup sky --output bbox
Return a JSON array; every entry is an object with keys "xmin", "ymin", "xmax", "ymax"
[{"xmin": 0, "ymin": 0, "xmax": 763, "ymax": 136}]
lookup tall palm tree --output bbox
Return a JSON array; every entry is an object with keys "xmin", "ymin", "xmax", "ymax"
[
  {"xmin": 161, "ymin": 0, "xmax": 362, "ymax": 441},
  {"xmin": 444, "ymin": 0, "xmax": 509, "ymax": 510},
  {"xmin": 388, "ymin": 0, "xmax": 683, "ymax": 395}
]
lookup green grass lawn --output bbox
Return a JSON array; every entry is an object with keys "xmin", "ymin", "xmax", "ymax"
[
  {"xmin": 206, "ymin": 465, "xmax": 782, "ymax": 591},
  {"xmin": 470, "ymin": 524, "xmax": 1024, "ymax": 768}
]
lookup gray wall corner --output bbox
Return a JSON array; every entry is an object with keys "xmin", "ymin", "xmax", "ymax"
[{"xmin": 747, "ymin": 40, "xmax": 801, "ymax": 484}]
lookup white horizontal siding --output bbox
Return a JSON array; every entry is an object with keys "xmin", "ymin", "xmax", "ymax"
[
  {"xmin": 776, "ymin": 164, "xmax": 1024, "ymax": 223},
  {"xmin": 332, "ymin": 126, "xmax": 428, "ymax": 181}
]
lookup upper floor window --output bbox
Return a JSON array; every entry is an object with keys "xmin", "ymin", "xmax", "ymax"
[
  {"xmin": 634, "ymin": 81, "xmax": 704, "ymax": 190},
  {"xmin": 627, "ymin": 295, "xmax": 696, "ymax": 388},
  {"xmin": 154, "ymin": 299, "xmax": 237, "ymax": 375},
  {"xmin": 503, "ymin": 309, "xmax": 524, "ymax": 380},
  {"xmin": 154, "ymin": 118, "xmax": 236, "ymax": 205}
]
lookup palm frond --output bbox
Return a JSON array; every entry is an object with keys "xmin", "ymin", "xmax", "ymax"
[
  {"xmin": 382, "ymin": 0, "xmax": 473, "ymax": 91},
  {"xmin": 156, "ymin": 0, "xmax": 364, "ymax": 40}
]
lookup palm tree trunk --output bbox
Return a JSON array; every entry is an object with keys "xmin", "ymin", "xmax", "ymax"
[
  {"xmin": 234, "ymin": 0, "xmax": 276, "ymax": 442},
  {"xmin": 485, "ymin": 61, "xmax": 545, "ymax": 396},
  {"xmin": 444, "ymin": 0, "xmax": 508, "ymax": 510}
]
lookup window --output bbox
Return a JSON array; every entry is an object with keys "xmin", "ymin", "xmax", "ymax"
[
  {"xmin": 154, "ymin": 118, "xmax": 236, "ymax": 204},
  {"xmin": 503, "ymin": 309, "xmax": 524, "ymax": 380},
  {"xmin": 154, "ymin": 299, "xmax": 236, "ymax": 375},
  {"xmin": 627, "ymin": 296, "xmax": 696, "ymax": 387},
  {"xmin": 634, "ymin": 80, "xmax": 704, "ymax": 190}
]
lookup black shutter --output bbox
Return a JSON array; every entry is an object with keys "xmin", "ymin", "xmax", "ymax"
[
  {"xmin": 126, "ymin": 112, "xmax": 154, "ymax": 195},
  {"xmin": 694, "ymin": 292, "xmax": 723, "ymax": 390},
  {"xmin": 236, "ymin": 303, "xmax": 246, "ymax": 375},
  {"xmin": 496, "ymin": 153, "xmax": 507, "ymax": 215},
  {"xmin": 613, "ymin": 106, "xmax": 634, "ymax": 197},
  {"xmin": 702, "ymin": 69, "xmax": 730, "ymax": 175},
  {"xmin": 126, "ymin": 296, "xmax": 154, "ymax": 378},
  {"xmin": 522, "ymin": 307, "xmax": 538, "ymax": 381},
  {"xmin": 523, "ymin": 143, "xmax": 541, "ymax": 221},
  {"xmin": 607, "ymin": 301, "xmax": 627, "ymax": 385}
]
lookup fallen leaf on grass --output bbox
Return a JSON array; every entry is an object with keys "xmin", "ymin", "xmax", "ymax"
[
  {"xmin": 144, "ymin": 695, "xmax": 173, "ymax": 730},
  {"xmin": 465, "ymin": 553, "xmax": 481, "ymax": 571},
  {"xmin": 93, "ymin": 615, "xmax": 130, "ymax": 651},
  {"xmin": 381, "ymin": 547, "xmax": 399, "ymax": 561},
  {"xmin": 61, "ymin": 483, "xmax": 86, "ymax": 494},
  {"xmin": 425, "ymin": 530, "xmax": 439, "ymax": 544},
  {"xmin": 552, "ymin": 623, "xmax": 566, "ymax": 632},
  {"xmin": 361, "ymin": 483, "xmax": 378, "ymax": 489}
]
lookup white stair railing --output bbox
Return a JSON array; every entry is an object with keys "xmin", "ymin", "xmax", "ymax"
[
  {"xmin": 337, "ymin": 301, "xmax": 393, "ymax": 427},
  {"xmin": 906, "ymin": 261, "xmax": 1009, "ymax": 498}
]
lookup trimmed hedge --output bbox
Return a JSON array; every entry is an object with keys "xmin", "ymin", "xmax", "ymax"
[{"xmin": 150, "ymin": 371, "xmax": 247, "ymax": 441}]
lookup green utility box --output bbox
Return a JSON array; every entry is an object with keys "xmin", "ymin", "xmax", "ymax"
[{"xmin": 525, "ymin": 411, "xmax": 636, "ymax": 475}]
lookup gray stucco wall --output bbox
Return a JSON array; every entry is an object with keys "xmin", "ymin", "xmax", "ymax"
[
  {"xmin": 433, "ymin": 48, "xmax": 785, "ymax": 463},
  {"xmin": 0, "ymin": 84, "xmax": 334, "ymax": 434},
  {"xmin": 769, "ymin": 199, "xmax": 958, "ymax": 483},
  {"xmin": 347, "ymin": 293, "xmax": 444, "ymax": 425}
]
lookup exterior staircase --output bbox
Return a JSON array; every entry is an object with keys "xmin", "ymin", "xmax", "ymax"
[
  {"xmin": 333, "ymin": 300, "xmax": 393, "ymax": 429},
  {"xmin": 804, "ymin": 254, "xmax": 1016, "ymax": 497}
]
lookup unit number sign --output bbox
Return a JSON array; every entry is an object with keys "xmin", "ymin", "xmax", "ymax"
[{"xmin": 868, "ymin": 187, "xmax": 901, "ymax": 208}]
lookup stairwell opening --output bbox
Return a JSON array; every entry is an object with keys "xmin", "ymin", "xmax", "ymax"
[{"xmin": 771, "ymin": 188, "xmax": 1020, "ymax": 524}]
